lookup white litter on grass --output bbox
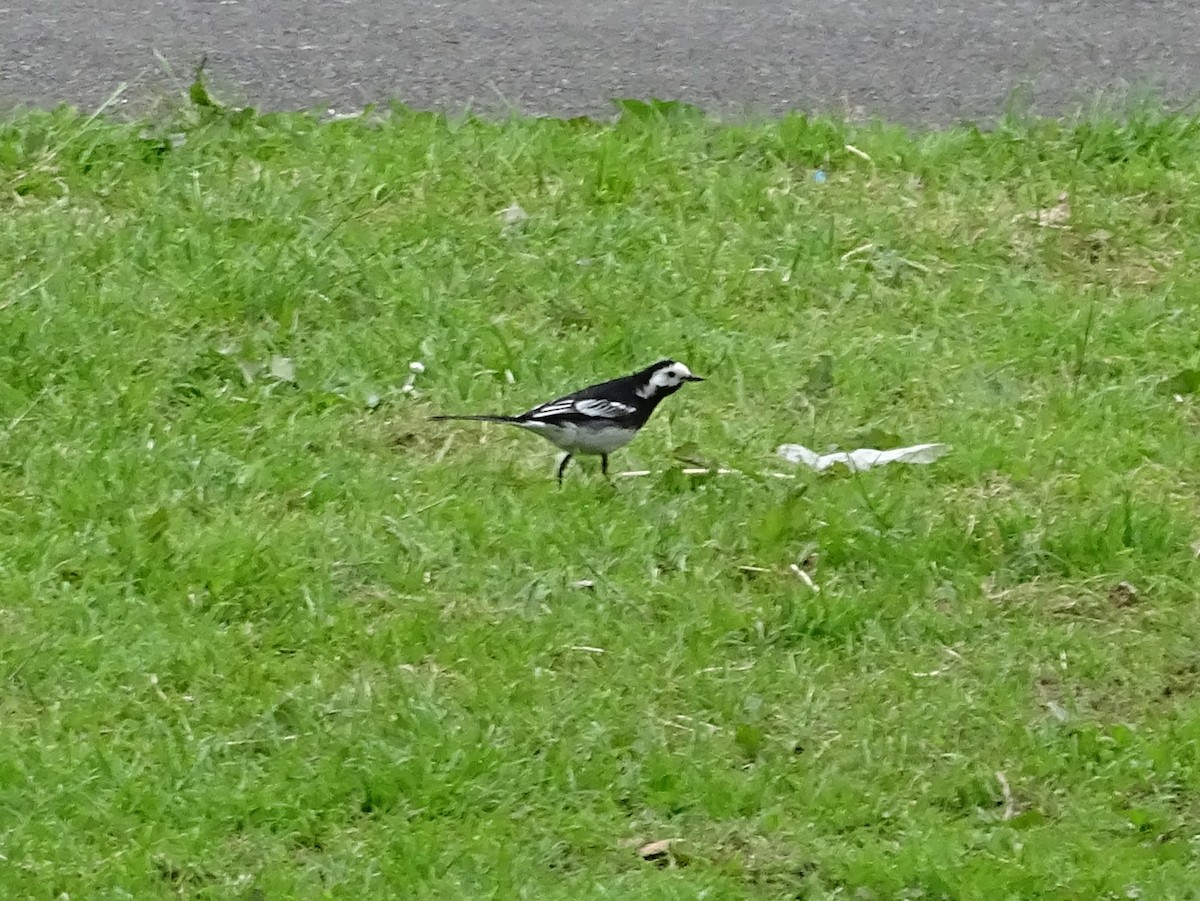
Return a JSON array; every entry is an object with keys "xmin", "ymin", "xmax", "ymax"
[
  {"xmin": 614, "ymin": 443, "xmax": 948, "ymax": 480},
  {"xmin": 843, "ymin": 143, "xmax": 873, "ymax": 165},
  {"xmin": 497, "ymin": 202, "xmax": 528, "ymax": 229},
  {"xmin": 268, "ymin": 355, "xmax": 297, "ymax": 383},
  {"xmin": 616, "ymin": 467, "xmax": 795, "ymax": 480},
  {"xmin": 789, "ymin": 563, "xmax": 820, "ymax": 592},
  {"xmin": 777, "ymin": 442, "xmax": 951, "ymax": 472},
  {"xmin": 1045, "ymin": 700, "xmax": 1070, "ymax": 723},
  {"xmin": 401, "ymin": 360, "xmax": 426, "ymax": 395}
]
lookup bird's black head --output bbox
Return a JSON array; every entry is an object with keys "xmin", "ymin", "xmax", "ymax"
[{"xmin": 634, "ymin": 359, "xmax": 704, "ymax": 400}]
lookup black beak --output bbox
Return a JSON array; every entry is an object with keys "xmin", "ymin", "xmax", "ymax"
[{"xmin": 684, "ymin": 374, "xmax": 705, "ymax": 382}]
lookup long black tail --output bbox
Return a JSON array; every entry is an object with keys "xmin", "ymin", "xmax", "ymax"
[{"xmin": 428, "ymin": 413, "xmax": 519, "ymax": 424}]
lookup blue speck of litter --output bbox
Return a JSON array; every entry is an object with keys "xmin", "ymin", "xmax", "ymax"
[{"xmin": 812, "ymin": 169, "xmax": 828, "ymax": 184}]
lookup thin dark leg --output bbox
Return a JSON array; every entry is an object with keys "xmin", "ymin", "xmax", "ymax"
[
  {"xmin": 601, "ymin": 454, "xmax": 610, "ymax": 480},
  {"xmin": 557, "ymin": 453, "xmax": 572, "ymax": 485}
]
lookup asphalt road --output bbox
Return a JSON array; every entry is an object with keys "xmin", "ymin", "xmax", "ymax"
[{"xmin": 2, "ymin": 1, "xmax": 1198, "ymax": 124}]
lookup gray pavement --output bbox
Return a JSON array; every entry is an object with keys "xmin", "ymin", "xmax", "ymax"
[{"xmin": 2, "ymin": 1, "xmax": 1198, "ymax": 124}]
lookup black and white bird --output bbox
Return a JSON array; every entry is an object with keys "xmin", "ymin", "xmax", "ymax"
[{"xmin": 430, "ymin": 359, "xmax": 704, "ymax": 483}]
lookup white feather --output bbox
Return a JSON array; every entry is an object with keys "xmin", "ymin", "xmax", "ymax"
[{"xmin": 573, "ymin": 398, "xmax": 636, "ymax": 418}]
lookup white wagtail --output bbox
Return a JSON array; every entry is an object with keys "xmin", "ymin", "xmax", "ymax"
[{"xmin": 430, "ymin": 359, "xmax": 704, "ymax": 482}]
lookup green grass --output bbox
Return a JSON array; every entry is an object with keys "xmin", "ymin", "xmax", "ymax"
[{"xmin": 2, "ymin": 95, "xmax": 1200, "ymax": 899}]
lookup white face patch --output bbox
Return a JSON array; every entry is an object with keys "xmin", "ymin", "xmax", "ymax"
[{"xmin": 636, "ymin": 362, "xmax": 695, "ymax": 399}]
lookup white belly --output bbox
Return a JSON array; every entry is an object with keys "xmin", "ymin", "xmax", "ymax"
[{"xmin": 522, "ymin": 421, "xmax": 637, "ymax": 455}]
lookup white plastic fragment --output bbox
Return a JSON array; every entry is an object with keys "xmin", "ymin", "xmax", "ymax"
[
  {"xmin": 1045, "ymin": 700, "xmax": 1070, "ymax": 723},
  {"xmin": 616, "ymin": 467, "xmax": 795, "ymax": 479},
  {"xmin": 401, "ymin": 360, "xmax": 425, "ymax": 395},
  {"xmin": 789, "ymin": 563, "xmax": 820, "ymax": 592},
  {"xmin": 995, "ymin": 770, "xmax": 1016, "ymax": 821},
  {"xmin": 236, "ymin": 359, "xmax": 262, "ymax": 384},
  {"xmin": 843, "ymin": 143, "xmax": 873, "ymax": 164},
  {"xmin": 268, "ymin": 355, "xmax": 296, "ymax": 383},
  {"xmin": 840, "ymin": 242, "xmax": 877, "ymax": 262},
  {"xmin": 777, "ymin": 442, "xmax": 951, "ymax": 472},
  {"xmin": 497, "ymin": 202, "xmax": 528, "ymax": 229}
]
